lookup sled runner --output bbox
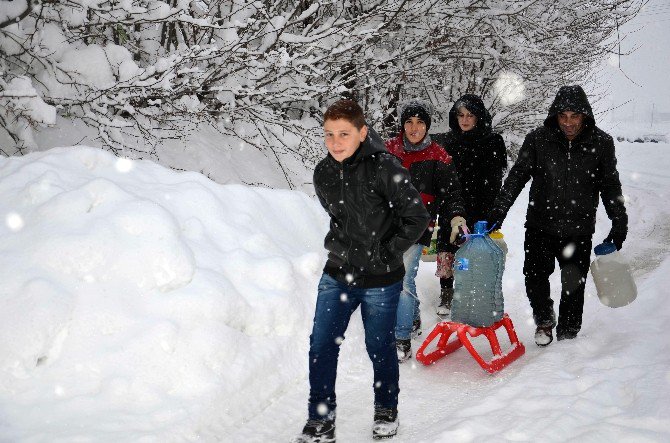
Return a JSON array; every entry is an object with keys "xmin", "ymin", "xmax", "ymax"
[{"xmin": 415, "ymin": 313, "xmax": 525, "ymax": 373}]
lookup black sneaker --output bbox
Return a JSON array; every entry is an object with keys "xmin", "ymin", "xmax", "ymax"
[
  {"xmin": 373, "ymin": 407, "xmax": 398, "ymax": 439},
  {"xmin": 411, "ymin": 317, "xmax": 422, "ymax": 339},
  {"xmin": 534, "ymin": 326, "xmax": 553, "ymax": 347},
  {"xmin": 396, "ymin": 339, "xmax": 411, "ymax": 363},
  {"xmin": 293, "ymin": 418, "xmax": 335, "ymax": 443}
]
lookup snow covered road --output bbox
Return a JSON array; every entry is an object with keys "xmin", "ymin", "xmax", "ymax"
[
  {"xmin": 231, "ymin": 140, "xmax": 670, "ymax": 442},
  {"xmin": 0, "ymin": 140, "xmax": 668, "ymax": 442}
]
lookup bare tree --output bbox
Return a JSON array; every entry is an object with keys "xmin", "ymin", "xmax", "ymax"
[{"xmin": 340, "ymin": 0, "xmax": 647, "ymax": 148}]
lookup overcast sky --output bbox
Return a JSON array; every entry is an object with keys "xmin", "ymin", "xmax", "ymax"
[{"xmin": 596, "ymin": 0, "xmax": 670, "ymax": 126}]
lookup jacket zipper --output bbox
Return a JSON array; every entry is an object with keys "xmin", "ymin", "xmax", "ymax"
[
  {"xmin": 564, "ymin": 140, "xmax": 572, "ymax": 235},
  {"xmin": 567, "ymin": 140, "xmax": 571, "ymax": 160},
  {"xmin": 340, "ymin": 164, "xmax": 354, "ymax": 274}
]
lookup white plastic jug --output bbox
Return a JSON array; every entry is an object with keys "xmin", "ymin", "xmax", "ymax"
[{"xmin": 590, "ymin": 242, "xmax": 637, "ymax": 308}]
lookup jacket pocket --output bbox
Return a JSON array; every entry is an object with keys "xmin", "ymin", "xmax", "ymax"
[
  {"xmin": 369, "ymin": 241, "xmax": 403, "ymax": 274},
  {"xmin": 324, "ymin": 232, "xmax": 348, "ymax": 263}
]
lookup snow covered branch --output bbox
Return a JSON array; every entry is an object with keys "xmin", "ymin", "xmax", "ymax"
[{"xmin": 0, "ymin": 0, "xmax": 647, "ymax": 169}]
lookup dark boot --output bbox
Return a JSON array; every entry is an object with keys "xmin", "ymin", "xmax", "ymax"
[
  {"xmin": 410, "ymin": 316, "xmax": 422, "ymax": 339},
  {"xmin": 372, "ymin": 406, "xmax": 398, "ymax": 439},
  {"xmin": 293, "ymin": 418, "xmax": 335, "ymax": 443},
  {"xmin": 436, "ymin": 287, "xmax": 453, "ymax": 318},
  {"xmin": 534, "ymin": 326, "xmax": 553, "ymax": 347},
  {"xmin": 557, "ymin": 330, "xmax": 578, "ymax": 341},
  {"xmin": 396, "ymin": 339, "xmax": 411, "ymax": 363}
]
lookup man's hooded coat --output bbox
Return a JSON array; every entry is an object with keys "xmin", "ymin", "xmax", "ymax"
[{"xmin": 490, "ymin": 85, "xmax": 628, "ymax": 237}]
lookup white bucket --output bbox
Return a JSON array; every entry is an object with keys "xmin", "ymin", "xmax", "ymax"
[{"xmin": 590, "ymin": 243, "xmax": 637, "ymax": 308}]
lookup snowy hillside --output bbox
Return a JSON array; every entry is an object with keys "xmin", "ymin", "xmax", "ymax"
[{"xmin": 1, "ymin": 139, "xmax": 669, "ymax": 442}]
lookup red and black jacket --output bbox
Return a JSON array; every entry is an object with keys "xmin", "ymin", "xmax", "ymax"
[{"xmin": 386, "ymin": 133, "xmax": 465, "ymax": 251}]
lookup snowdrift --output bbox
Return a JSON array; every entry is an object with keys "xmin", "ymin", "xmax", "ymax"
[{"xmin": 0, "ymin": 147, "xmax": 327, "ymax": 441}]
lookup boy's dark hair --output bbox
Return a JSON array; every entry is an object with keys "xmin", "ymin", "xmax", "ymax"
[{"xmin": 324, "ymin": 99, "xmax": 366, "ymax": 129}]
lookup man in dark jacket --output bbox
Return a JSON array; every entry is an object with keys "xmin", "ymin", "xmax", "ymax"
[
  {"xmin": 294, "ymin": 99, "xmax": 430, "ymax": 442},
  {"xmin": 488, "ymin": 85, "xmax": 628, "ymax": 346}
]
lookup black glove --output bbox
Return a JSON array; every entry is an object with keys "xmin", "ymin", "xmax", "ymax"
[{"xmin": 604, "ymin": 228, "xmax": 627, "ymax": 251}]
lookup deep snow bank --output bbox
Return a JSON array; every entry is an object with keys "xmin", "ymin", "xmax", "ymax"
[{"xmin": 0, "ymin": 147, "xmax": 327, "ymax": 441}]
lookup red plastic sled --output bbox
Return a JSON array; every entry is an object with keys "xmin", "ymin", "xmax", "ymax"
[{"xmin": 415, "ymin": 313, "xmax": 525, "ymax": 373}]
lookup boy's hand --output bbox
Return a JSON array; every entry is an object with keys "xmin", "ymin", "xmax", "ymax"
[{"xmin": 449, "ymin": 216, "xmax": 469, "ymax": 245}]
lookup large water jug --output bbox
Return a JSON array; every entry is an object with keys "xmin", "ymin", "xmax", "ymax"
[
  {"xmin": 590, "ymin": 242, "xmax": 637, "ymax": 308},
  {"xmin": 451, "ymin": 221, "xmax": 505, "ymax": 327}
]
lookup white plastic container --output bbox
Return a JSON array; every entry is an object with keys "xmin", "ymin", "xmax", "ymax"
[{"xmin": 590, "ymin": 242, "xmax": 637, "ymax": 308}]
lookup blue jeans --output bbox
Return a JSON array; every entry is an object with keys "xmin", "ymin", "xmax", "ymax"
[
  {"xmin": 308, "ymin": 273, "xmax": 402, "ymax": 420},
  {"xmin": 395, "ymin": 244, "xmax": 422, "ymax": 340}
]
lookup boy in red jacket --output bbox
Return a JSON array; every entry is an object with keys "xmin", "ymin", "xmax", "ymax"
[{"xmin": 385, "ymin": 99, "xmax": 467, "ymax": 362}]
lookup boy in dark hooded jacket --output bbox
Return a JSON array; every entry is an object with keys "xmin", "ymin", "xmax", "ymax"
[{"xmin": 488, "ymin": 85, "xmax": 628, "ymax": 346}]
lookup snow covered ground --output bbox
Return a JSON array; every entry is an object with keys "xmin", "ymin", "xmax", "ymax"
[
  {"xmin": 0, "ymin": 136, "xmax": 669, "ymax": 442},
  {"xmin": 0, "ymin": 147, "xmax": 327, "ymax": 441}
]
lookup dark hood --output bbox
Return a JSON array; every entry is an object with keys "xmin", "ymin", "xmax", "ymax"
[
  {"xmin": 448, "ymin": 94, "xmax": 493, "ymax": 135},
  {"xmin": 544, "ymin": 85, "xmax": 595, "ymax": 130}
]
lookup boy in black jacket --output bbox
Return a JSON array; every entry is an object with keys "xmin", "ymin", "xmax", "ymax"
[{"xmin": 293, "ymin": 99, "xmax": 430, "ymax": 442}]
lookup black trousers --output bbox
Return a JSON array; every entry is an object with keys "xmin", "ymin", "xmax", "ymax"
[{"xmin": 523, "ymin": 227, "xmax": 593, "ymax": 337}]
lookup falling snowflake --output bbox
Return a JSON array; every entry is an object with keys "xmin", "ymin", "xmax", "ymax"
[
  {"xmin": 562, "ymin": 242, "xmax": 576, "ymax": 259},
  {"xmin": 494, "ymin": 71, "xmax": 525, "ymax": 106},
  {"xmin": 317, "ymin": 403, "xmax": 329, "ymax": 416},
  {"xmin": 115, "ymin": 158, "xmax": 134, "ymax": 173},
  {"xmin": 6, "ymin": 212, "xmax": 24, "ymax": 231}
]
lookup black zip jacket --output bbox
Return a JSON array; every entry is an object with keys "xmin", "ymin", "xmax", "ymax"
[
  {"xmin": 490, "ymin": 86, "xmax": 628, "ymax": 237},
  {"xmin": 438, "ymin": 131, "xmax": 506, "ymax": 226},
  {"xmin": 314, "ymin": 129, "xmax": 431, "ymax": 287}
]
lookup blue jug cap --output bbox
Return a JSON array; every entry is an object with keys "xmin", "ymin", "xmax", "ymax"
[
  {"xmin": 473, "ymin": 221, "xmax": 488, "ymax": 235},
  {"xmin": 594, "ymin": 242, "xmax": 617, "ymax": 256}
]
